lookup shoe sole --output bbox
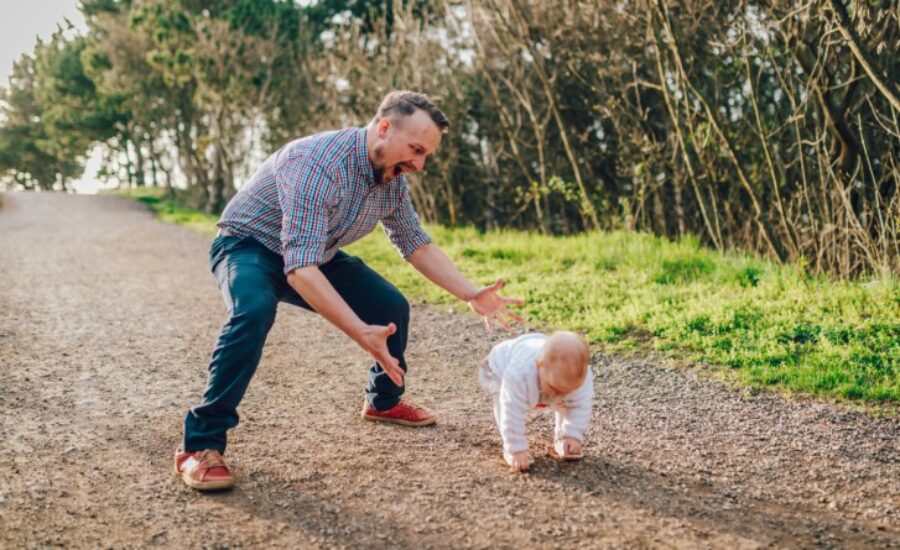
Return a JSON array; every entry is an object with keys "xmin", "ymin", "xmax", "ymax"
[
  {"xmin": 172, "ymin": 464, "xmax": 235, "ymax": 491},
  {"xmin": 360, "ymin": 410, "xmax": 437, "ymax": 427},
  {"xmin": 362, "ymin": 413, "xmax": 437, "ymax": 428}
]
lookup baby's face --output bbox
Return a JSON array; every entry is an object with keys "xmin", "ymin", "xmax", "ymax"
[
  {"xmin": 538, "ymin": 331, "xmax": 590, "ymax": 397},
  {"xmin": 537, "ymin": 358, "xmax": 585, "ymax": 398}
]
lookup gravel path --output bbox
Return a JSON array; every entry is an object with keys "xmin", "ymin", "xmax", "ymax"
[{"xmin": 0, "ymin": 192, "xmax": 897, "ymax": 549}]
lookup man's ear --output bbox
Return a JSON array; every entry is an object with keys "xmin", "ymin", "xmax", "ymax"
[{"xmin": 377, "ymin": 117, "xmax": 391, "ymax": 138}]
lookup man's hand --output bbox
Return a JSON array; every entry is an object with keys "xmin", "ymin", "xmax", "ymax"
[
  {"xmin": 287, "ymin": 267, "xmax": 405, "ymax": 386},
  {"xmin": 468, "ymin": 279, "xmax": 526, "ymax": 331},
  {"xmin": 354, "ymin": 323, "xmax": 404, "ymax": 387},
  {"xmin": 407, "ymin": 246, "xmax": 527, "ymax": 330},
  {"xmin": 508, "ymin": 451, "xmax": 533, "ymax": 472}
]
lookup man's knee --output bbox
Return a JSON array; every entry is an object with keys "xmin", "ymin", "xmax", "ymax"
[
  {"xmin": 231, "ymin": 295, "xmax": 277, "ymax": 330},
  {"xmin": 381, "ymin": 290, "xmax": 410, "ymax": 324}
]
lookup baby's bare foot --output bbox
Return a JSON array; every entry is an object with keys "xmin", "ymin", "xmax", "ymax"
[{"xmin": 553, "ymin": 438, "xmax": 584, "ymax": 460}]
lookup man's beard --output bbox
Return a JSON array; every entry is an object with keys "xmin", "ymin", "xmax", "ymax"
[
  {"xmin": 371, "ymin": 144, "xmax": 406, "ymax": 184},
  {"xmin": 373, "ymin": 166, "xmax": 403, "ymax": 185},
  {"xmin": 372, "ymin": 144, "xmax": 388, "ymax": 184}
]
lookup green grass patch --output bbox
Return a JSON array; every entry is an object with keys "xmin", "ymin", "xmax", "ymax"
[
  {"xmin": 117, "ymin": 187, "xmax": 900, "ymax": 408},
  {"xmin": 112, "ymin": 187, "xmax": 219, "ymax": 236}
]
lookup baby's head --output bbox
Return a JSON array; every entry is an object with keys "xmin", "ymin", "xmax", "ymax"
[{"xmin": 537, "ymin": 331, "xmax": 590, "ymax": 397}]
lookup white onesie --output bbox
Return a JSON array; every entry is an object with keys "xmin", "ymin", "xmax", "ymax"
[{"xmin": 480, "ymin": 333, "xmax": 593, "ymax": 462}]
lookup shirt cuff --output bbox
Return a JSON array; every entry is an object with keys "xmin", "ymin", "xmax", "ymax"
[
  {"xmin": 393, "ymin": 226, "xmax": 432, "ymax": 259},
  {"xmin": 282, "ymin": 246, "xmax": 325, "ymax": 274}
]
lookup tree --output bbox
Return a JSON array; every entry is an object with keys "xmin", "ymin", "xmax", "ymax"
[
  {"xmin": 34, "ymin": 25, "xmax": 127, "ymax": 182},
  {"xmin": 0, "ymin": 51, "xmax": 81, "ymax": 190}
]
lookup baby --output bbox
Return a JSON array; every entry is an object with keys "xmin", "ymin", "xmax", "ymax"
[{"xmin": 479, "ymin": 331, "xmax": 593, "ymax": 472}]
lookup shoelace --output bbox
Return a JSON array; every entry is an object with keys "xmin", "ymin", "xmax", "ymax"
[{"xmin": 195, "ymin": 450, "xmax": 228, "ymax": 471}]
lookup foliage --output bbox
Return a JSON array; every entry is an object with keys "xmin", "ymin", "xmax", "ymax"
[
  {"xmin": 348, "ymin": 228, "xmax": 899, "ymax": 405},
  {"xmin": 120, "ymin": 187, "xmax": 900, "ymax": 406},
  {"xmin": 0, "ymin": 54, "xmax": 60, "ymax": 189},
  {"xmin": 2, "ymin": 0, "xmax": 898, "ymax": 278}
]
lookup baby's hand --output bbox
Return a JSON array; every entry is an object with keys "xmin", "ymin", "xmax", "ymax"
[
  {"xmin": 555, "ymin": 438, "xmax": 583, "ymax": 459},
  {"xmin": 508, "ymin": 451, "xmax": 533, "ymax": 472}
]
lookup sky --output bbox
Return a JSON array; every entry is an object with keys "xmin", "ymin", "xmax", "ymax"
[
  {"xmin": 0, "ymin": 1, "xmax": 106, "ymax": 192},
  {"xmin": 0, "ymin": 1, "xmax": 314, "ymax": 193},
  {"xmin": 0, "ymin": 0, "xmax": 86, "ymax": 84}
]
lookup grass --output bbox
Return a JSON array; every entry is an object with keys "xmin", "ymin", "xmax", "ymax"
[
  {"xmin": 113, "ymin": 188, "xmax": 220, "ymax": 236},
  {"xmin": 118, "ymin": 187, "xmax": 900, "ymax": 409}
]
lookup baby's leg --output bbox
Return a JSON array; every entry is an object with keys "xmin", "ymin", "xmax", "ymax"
[{"xmin": 553, "ymin": 411, "xmax": 584, "ymax": 460}]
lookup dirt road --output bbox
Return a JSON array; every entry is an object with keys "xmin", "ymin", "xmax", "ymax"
[{"xmin": 0, "ymin": 192, "xmax": 897, "ymax": 548}]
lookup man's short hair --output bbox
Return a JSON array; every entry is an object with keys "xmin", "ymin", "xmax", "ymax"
[{"xmin": 375, "ymin": 91, "xmax": 450, "ymax": 133}]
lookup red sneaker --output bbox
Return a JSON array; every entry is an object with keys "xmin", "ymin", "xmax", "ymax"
[
  {"xmin": 361, "ymin": 400, "xmax": 437, "ymax": 427},
  {"xmin": 173, "ymin": 448, "xmax": 235, "ymax": 491}
]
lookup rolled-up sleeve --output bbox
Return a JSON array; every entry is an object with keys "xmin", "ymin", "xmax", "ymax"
[
  {"xmin": 381, "ymin": 184, "xmax": 431, "ymax": 259},
  {"xmin": 275, "ymin": 155, "xmax": 335, "ymax": 273}
]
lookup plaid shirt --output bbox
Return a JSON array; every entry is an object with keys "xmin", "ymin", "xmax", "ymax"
[{"xmin": 218, "ymin": 127, "xmax": 432, "ymax": 274}]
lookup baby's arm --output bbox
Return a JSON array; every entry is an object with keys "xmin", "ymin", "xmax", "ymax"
[
  {"xmin": 498, "ymin": 375, "xmax": 531, "ymax": 471},
  {"xmin": 554, "ymin": 370, "xmax": 594, "ymax": 455}
]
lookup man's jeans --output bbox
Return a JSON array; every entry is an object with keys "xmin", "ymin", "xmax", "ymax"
[{"xmin": 183, "ymin": 235, "xmax": 410, "ymax": 452}]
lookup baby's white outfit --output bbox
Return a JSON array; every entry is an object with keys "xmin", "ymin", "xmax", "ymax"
[{"xmin": 479, "ymin": 333, "xmax": 593, "ymax": 464}]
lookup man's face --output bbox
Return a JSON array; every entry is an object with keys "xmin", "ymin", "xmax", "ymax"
[{"xmin": 371, "ymin": 109, "xmax": 443, "ymax": 183}]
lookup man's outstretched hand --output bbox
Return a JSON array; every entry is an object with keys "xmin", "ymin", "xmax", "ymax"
[
  {"xmin": 355, "ymin": 323, "xmax": 404, "ymax": 386},
  {"xmin": 468, "ymin": 279, "xmax": 526, "ymax": 331}
]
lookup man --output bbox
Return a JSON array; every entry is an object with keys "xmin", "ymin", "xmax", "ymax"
[{"xmin": 175, "ymin": 91, "xmax": 525, "ymax": 491}]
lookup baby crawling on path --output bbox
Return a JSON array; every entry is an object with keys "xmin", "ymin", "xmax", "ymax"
[{"xmin": 479, "ymin": 331, "xmax": 593, "ymax": 472}]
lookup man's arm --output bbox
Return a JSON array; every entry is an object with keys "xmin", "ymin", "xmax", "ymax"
[
  {"xmin": 382, "ymin": 184, "xmax": 525, "ymax": 329},
  {"xmin": 408, "ymin": 243, "xmax": 526, "ymax": 330},
  {"xmin": 407, "ymin": 243, "xmax": 478, "ymax": 301},
  {"xmin": 274, "ymin": 155, "xmax": 404, "ymax": 387},
  {"xmin": 287, "ymin": 266, "xmax": 405, "ymax": 387}
]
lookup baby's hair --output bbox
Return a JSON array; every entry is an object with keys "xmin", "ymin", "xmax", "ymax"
[{"xmin": 542, "ymin": 331, "xmax": 590, "ymax": 384}]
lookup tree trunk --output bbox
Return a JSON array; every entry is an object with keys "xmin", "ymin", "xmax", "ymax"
[
  {"xmin": 123, "ymin": 134, "xmax": 135, "ymax": 188},
  {"xmin": 205, "ymin": 109, "xmax": 227, "ymax": 215},
  {"xmin": 133, "ymin": 133, "xmax": 146, "ymax": 187}
]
